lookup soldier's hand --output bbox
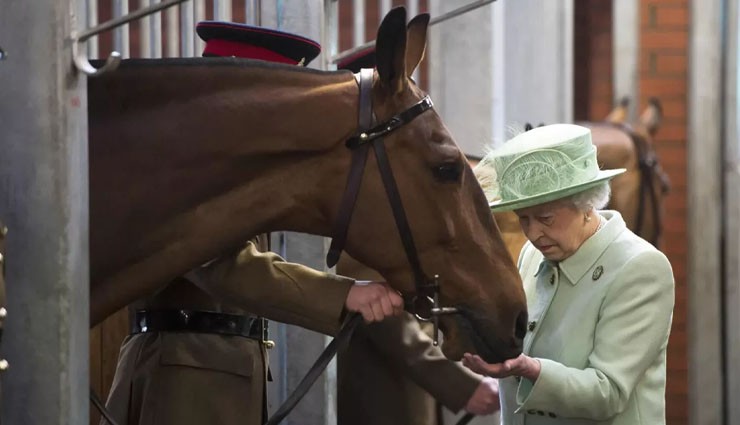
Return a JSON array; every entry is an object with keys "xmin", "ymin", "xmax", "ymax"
[
  {"xmin": 464, "ymin": 376, "xmax": 500, "ymax": 415},
  {"xmin": 345, "ymin": 281, "xmax": 404, "ymax": 322}
]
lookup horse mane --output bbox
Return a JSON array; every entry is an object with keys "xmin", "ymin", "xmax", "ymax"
[{"xmin": 92, "ymin": 57, "xmax": 350, "ymax": 77}]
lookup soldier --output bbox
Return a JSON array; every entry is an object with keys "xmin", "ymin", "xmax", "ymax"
[{"xmin": 101, "ymin": 22, "xmax": 403, "ymax": 425}]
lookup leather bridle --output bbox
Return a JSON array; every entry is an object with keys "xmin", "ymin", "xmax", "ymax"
[
  {"xmin": 327, "ymin": 68, "xmax": 459, "ymax": 334},
  {"xmin": 267, "ymin": 69, "xmax": 463, "ymax": 424}
]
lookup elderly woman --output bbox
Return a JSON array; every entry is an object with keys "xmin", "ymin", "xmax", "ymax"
[{"xmin": 465, "ymin": 123, "xmax": 674, "ymax": 424}]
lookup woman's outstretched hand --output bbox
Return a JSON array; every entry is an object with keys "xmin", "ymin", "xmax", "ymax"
[{"xmin": 462, "ymin": 353, "xmax": 541, "ymax": 381}]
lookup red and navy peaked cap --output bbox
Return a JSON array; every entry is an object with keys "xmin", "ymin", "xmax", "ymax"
[
  {"xmin": 336, "ymin": 46, "xmax": 376, "ymax": 73},
  {"xmin": 196, "ymin": 21, "xmax": 321, "ymax": 66}
]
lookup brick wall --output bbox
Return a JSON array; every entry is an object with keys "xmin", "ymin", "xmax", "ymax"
[{"xmin": 574, "ymin": 1, "xmax": 689, "ymax": 423}]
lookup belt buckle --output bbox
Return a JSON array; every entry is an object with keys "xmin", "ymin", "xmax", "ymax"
[{"xmin": 261, "ymin": 318, "xmax": 275, "ymax": 349}]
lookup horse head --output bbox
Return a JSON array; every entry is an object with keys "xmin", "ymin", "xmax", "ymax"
[
  {"xmin": 332, "ymin": 8, "xmax": 527, "ymax": 362},
  {"xmin": 88, "ymin": 7, "xmax": 526, "ymax": 363}
]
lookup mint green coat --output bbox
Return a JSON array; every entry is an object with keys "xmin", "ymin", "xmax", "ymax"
[{"xmin": 499, "ymin": 211, "xmax": 675, "ymax": 424}]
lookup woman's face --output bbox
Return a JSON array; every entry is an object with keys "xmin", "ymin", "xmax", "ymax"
[{"xmin": 514, "ymin": 199, "xmax": 594, "ymax": 261}]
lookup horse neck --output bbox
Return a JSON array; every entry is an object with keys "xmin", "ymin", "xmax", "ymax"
[{"xmin": 92, "ymin": 59, "xmax": 360, "ymax": 240}]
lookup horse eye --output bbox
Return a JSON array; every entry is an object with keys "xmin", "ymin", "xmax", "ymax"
[{"xmin": 433, "ymin": 163, "xmax": 462, "ymax": 182}]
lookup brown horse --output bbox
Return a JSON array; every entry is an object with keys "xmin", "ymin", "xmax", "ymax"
[
  {"xmin": 479, "ymin": 99, "xmax": 669, "ymax": 261},
  {"xmin": 87, "ymin": 8, "xmax": 526, "ymax": 363}
]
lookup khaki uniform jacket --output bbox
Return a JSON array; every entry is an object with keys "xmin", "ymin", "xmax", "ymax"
[
  {"xmin": 104, "ymin": 238, "xmax": 354, "ymax": 425},
  {"xmin": 499, "ymin": 211, "xmax": 675, "ymax": 425},
  {"xmin": 337, "ymin": 256, "xmax": 482, "ymax": 425},
  {"xmin": 338, "ymin": 315, "xmax": 483, "ymax": 425}
]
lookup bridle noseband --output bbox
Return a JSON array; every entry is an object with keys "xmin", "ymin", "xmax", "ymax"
[{"xmin": 326, "ymin": 68, "xmax": 459, "ymax": 340}]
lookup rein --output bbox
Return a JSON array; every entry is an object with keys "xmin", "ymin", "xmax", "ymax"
[{"xmin": 630, "ymin": 131, "xmax": 669, "ymax": 247}]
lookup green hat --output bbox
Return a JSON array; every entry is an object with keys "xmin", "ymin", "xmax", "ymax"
[{"xmin": 485, "ymin": 124, "xmax": 625, "ymax": 212}]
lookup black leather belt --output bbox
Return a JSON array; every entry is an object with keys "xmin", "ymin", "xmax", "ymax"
[{"xmin": 132, "ymin": 309, "xmax": 266, "ymax": 341}]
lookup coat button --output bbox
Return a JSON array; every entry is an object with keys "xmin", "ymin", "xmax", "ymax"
[
  {"xmin": 537, "ymin": 411, "xmax": 546, "ymax": 416},
  {"xmin": 549, "ymin": 274, "xmax": 555, "ymax": 284},
  {"xmin": 548, "ymin": 412, "xmax": 557, "ymax": 418},
  {"xmin": 527, "ymin": 409, "xmax": 537, "ymax": 415},
  {"xmin": 528, "ymin": 321, "xmax": 536, "ymax": 331}
]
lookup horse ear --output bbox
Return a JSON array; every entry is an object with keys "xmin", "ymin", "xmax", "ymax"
[
  {"xmin": 605, "ymin": 96, "xmax": 630, "ymax": 124},
  {"xmin": 405, "ymin": 13, "xmax": 430, "ymax": 78},
  {"xmin": 376, "ymin": 7, "xmax": 408, "ymax": 93},
  {"xmin": 639, "ymin": 97, "xmax": 662, "ymax": 137}
]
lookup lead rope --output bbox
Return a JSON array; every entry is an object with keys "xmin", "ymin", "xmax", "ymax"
[{"xmin": 90, "ymin": 388, "xmax": 121, "ymax": 425}]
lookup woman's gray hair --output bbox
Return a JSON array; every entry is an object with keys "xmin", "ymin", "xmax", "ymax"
[{"xmin": 566, "ymin": 182, "xmax": 611, "ymax": 212}]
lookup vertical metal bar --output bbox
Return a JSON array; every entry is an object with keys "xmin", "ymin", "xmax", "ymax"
[
  {"xmin": 724, "ymin": 1, "xmax": 740, "ymax": 424},
  {"xmin": 245, "ymin": 0, "xmax": 254, "ymax": 24},
  {"xmin": 275, "ymin": 0, "xmax": 284, "ymax": 29},
  {"xmin": 152, "ymin": 0, "xmax": 163, "ymax": 58},
  {"xmin": 194, "ymin": 0, "xmax": 206, "ymax": 56},
  {"xmin": 560, "ymin": 0, "xmax": 573, "ymax": 123},
  {"xmin": 214, "ymin": 0, "xmax": 233, "ymax": 21},
  {"xmin": 406, "ymin": 0, "xmax": 418, "ymax": 17},
  {"xmin": 113, "ymin": 0, "xmax": 131, "ymax": 58},
  {"xmin": 490, "ymin": 0, "xmax": 505, "ymax": 147},
  {"xmin": 352, "ymin": 0, "xmax": 365, "ymax": 46},
  {"xmin": 165, "ymin": 3, "xmax": 178, "ymax": 57},
  {"xmin": 612, "ymin": 0, "xmax": 640, "ymax": 122},
  {"xmin": 141, "ymin": 0, "xmax": 152, "ymax": 57},
  {"xmin": 0, "ymin": 0, "xmax": 89, "ymax": 423},
  {"xmin": 86, "ymin": 0, "xmax": 99, "ymax": 58},
  {"xmin": 246, "ymin": 0, "xmax": 261, "ymax": 24},
  {"xmin": 688, "ymin": 1, "xmax": 725, "ymax": 424},
  {"xmin": 180, "ymin": 1, "xmax": 194, "ymax": 57},
  {"xmin": 407, "ymin": 0, "xmax": 419, "ymax": 80},
  {"xmin": 380, "ymin": 0, "xmax": 392, "ymax": 17},
  {"xmin": 322, "ymin": 0, "xmax": 339, "ymax": 71}
]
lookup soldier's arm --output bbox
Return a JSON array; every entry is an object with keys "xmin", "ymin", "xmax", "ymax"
[
  {"xmin": 190, "ymin": 240, "xmax": 353, "ymax": 335},
  {"xmin": 337, "ymin": 254, "xmax": 484, "ymax": 412},
  {"xmin": 362, "ymin": 314, "xmax": 483, "ymax": 412},
  {"xmin": 190, "ymin": 241, "xmax": 402, "ymax": 335}
]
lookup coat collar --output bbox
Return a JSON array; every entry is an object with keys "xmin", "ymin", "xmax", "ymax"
[{"xmin": 556, "ymin": 210, "xmax": 626, "ymax": 285}]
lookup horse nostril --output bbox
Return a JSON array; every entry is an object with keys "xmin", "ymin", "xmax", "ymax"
[{"xmin": 514, "ymin": 310, "xmax": 528, "ymax": 340}]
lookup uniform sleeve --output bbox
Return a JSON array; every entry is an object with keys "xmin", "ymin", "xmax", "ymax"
[
  {"xmin": 362, "ymin": 313, "xmax": 483, "ymax": 412},
  {"xmin": 190, "ymin": 241, "xmax": 354, "ymax": 336},
  {"xmin": 335, "ymin": 254, "xmax": 483, "ymax": 412},
  {"xmin": 515, "ymin": 250, "xmax": 675, "ymax": 420}
]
